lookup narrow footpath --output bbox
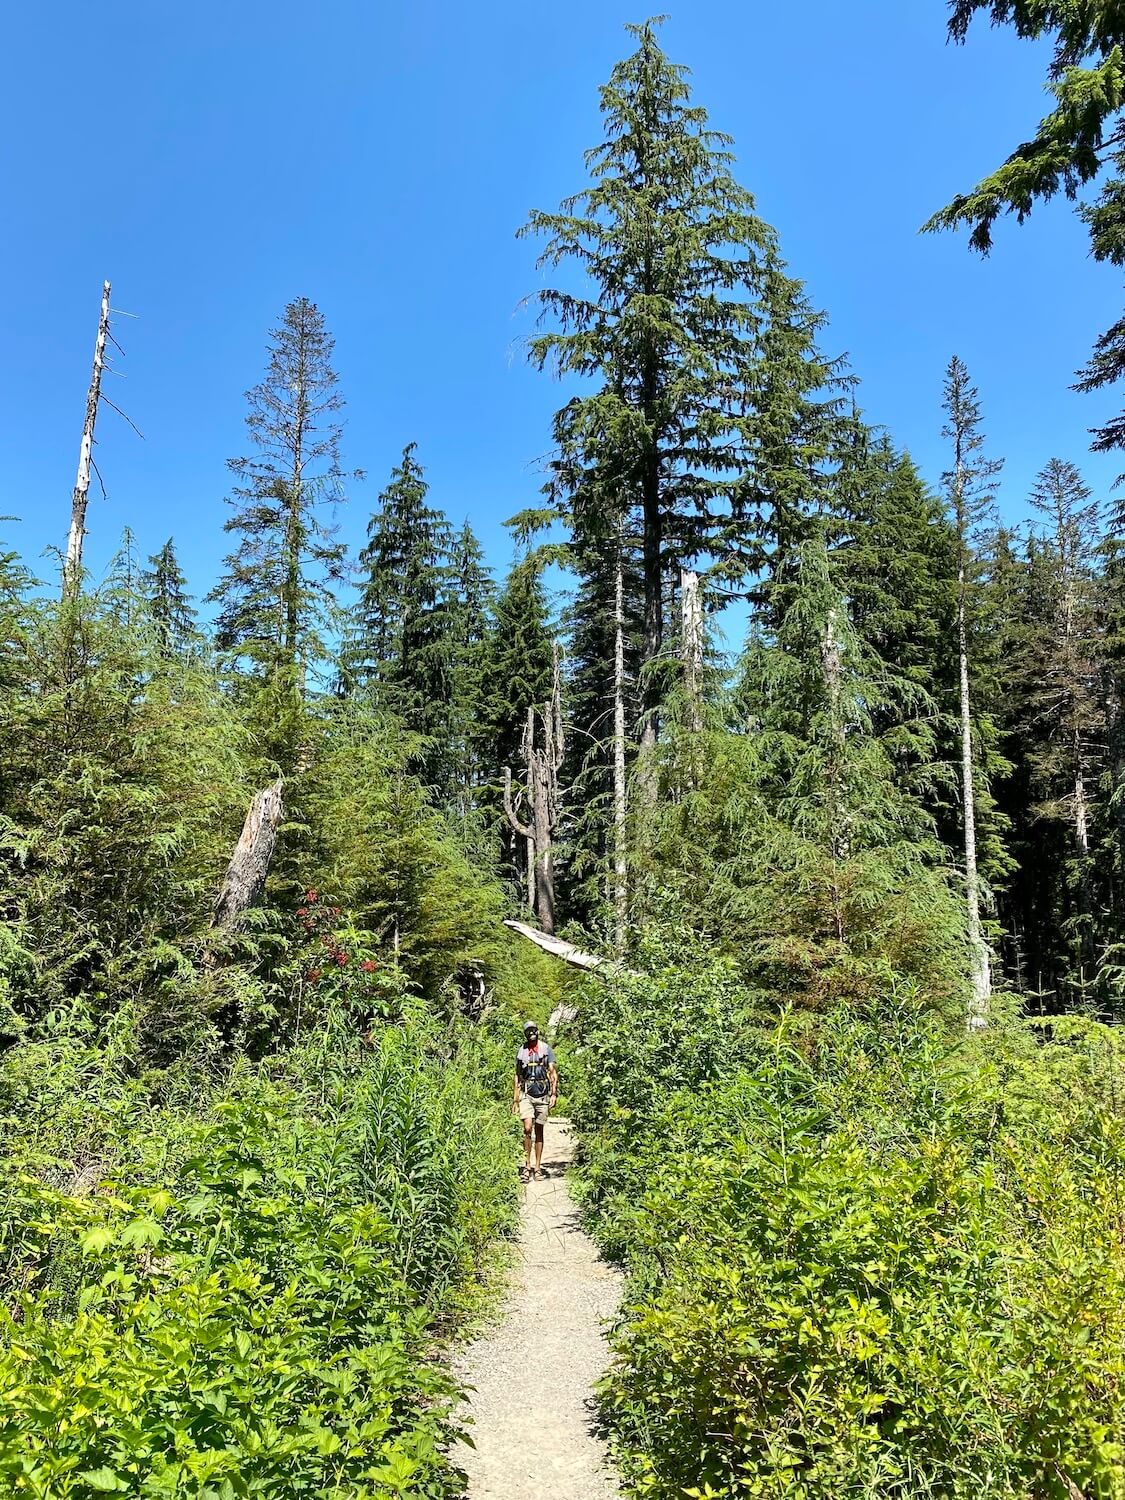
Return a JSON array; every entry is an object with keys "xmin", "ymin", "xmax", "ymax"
[{"xmin": 454, "ymin": 1119, "xmax": 623, "ymax": 1499}]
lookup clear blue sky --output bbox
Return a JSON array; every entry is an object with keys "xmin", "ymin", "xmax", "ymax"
[{"xmin": 2, "ymin": 0, "xmax": 1118, "ymax": 604}]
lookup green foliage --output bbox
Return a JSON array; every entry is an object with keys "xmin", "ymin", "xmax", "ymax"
[
  {"xmin": 208, "ymin": 297, "xmax": 352, "ymax": 764},
  {"xmin": 0, "ymin": 591, "xmax": 249, "ymax": 1049},
  {"xmin": 570, "ymin": 959, "xmax": 1125, "ymax": 1498},
  {"xmin": 522, "ymin": 17, "xmax": 850, "ymax": 739},
  {"xmin": 0, "ymin": 999, "xmax": 519, "ymax": 1498},
  {"xmin": 638, "ymin": 539, "xmax": 968, "ymax": 1011}
]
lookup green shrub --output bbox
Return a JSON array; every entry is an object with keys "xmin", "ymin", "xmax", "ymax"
[
  {"xmin": 0, "ymin": 997, "xmax": 518, "ymax": 1498},
  {"xmin": 572, "ymin": 967, "xmax": 1125, "ymax": 1498}
]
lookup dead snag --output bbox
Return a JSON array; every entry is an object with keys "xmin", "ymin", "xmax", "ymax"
[
  {"xmin": 211, "ymin": 778, "xmax": 285, "ymax": 934},
  {"xmin": 65, "ymin": 281, "xmax": 112, "ymax": 598}
]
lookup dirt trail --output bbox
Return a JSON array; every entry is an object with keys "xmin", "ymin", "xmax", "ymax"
[{"xmin": 453, "ymin": 1118, "xmax": 623, "ymax": 1499}]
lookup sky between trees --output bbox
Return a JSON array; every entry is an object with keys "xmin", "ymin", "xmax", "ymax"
[{"xmin": 1, "ymin": 1, "xmax": 1119, "ymax": 600}]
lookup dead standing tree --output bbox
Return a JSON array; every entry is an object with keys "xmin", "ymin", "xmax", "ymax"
[
  {"xmin": 64, "ymin": 282, "xmax": 112, "ymax": 598},
  {"xmin": 211, "ymin": 778, "xmax": 286, "ymax": 935},
  {"xmin": 504, "ymin": 647, "xmax": 565, "ymax": 936}
]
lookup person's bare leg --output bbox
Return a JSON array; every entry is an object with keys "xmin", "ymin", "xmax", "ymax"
[
  {"xmin": 534, "ymin": 1121, "xmax": 545, "ymax": 1170},
  {"xmin": 522, "ymin": 1118, "xmax": 534, "ymax": 1173}
]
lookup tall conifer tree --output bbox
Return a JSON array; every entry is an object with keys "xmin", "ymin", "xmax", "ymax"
[
  {"xmin": 522, "ymin": 19, "xmax": 848, "ymax": 775},
  {"xmin": 209, "ymin": 298, "xmax": 350, "ymax": 758},
  {"xmin": 942, "ymin": 356, "xmax": 1004, "ymax": 1025},
  {"xmin": 350, "ymin": 444, "xmax": 458, "ymax": 794}
]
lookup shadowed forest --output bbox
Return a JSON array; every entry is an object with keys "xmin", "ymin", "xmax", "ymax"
[{"xmin": 2, "ymin": 8, "xmax": 1124, "ymax": 1498}]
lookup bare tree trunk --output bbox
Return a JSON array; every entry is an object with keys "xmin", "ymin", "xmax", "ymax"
[
  {"xmin": 958, "ymin": 567, "xmax": 991, "ymax": 1028},
  {"xmin": 505, "ymin": 659, "xmax": 564, "ymax": 937},
  {"xmin": 1075, "ymin": 740, "xmax": 1090, "ymax": 857},
  {"xmin": 680, "ymin": 567, "xmax": 704, "ymax": 734},
  {"xmin": 523, "ymin": 707, "xmax": 536, "ymax": 917},
  {"xmin": 613, "ymin": 545, "xmax": 628, "ymax": 953},
  {"xmin": 822, "ymin": 605, "xmax": 848, "ymax": 944},
  {"xmin": 637, "ymin": 463, "xmax": 662, "ymax": 806},
  {"xmin": 65, "ymin": 281, "xmax": 111, "ymax": 597},
  {"xmin": 211, "ymin": 779, "xmax": 285, "ymax": 933}
]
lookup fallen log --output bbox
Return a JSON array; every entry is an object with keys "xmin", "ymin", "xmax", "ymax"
[
  {"xmin": 211, "ymin": 778, "xmax": 285, "ymax": 933},
  {"xmin": 502, "ymin": 919, "xmax": 639, "ymax": 979}
]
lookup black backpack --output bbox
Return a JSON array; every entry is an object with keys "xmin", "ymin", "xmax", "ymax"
[{"xmin": 520, "ymin": 1046, "xmax": 551, "ymax": 1099}]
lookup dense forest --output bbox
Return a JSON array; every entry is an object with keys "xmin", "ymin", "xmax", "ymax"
[{"xmin": 2, "ymin": 8, "xmax": 1124, "ymax": 1499}]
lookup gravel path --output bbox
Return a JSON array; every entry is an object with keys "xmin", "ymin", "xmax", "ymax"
[{"xmin": 453, "ymin": 1118, "xmax": 623, "ymax": 1499}]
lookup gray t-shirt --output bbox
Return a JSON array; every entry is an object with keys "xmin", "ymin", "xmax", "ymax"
[{"xmin": 515, "ymin": 1042, "xmax": 555, "ymax": 1097}]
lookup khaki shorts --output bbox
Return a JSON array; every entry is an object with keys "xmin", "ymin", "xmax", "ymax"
[{"xmin": 519, "ymin": 1092, "xmax": 550, "ymax": 1124}]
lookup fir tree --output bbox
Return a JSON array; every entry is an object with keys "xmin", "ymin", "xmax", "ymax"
[
  {"xmin": 476, "ymin": 552, "xmax": 557, "ymax": 892},
  {"xmin": 448, "ymin": 520, "xmax": 494, "ymax": 807},
  {"xmin": 477, "ymin": 553, "xmax": 556, "ymax": 783},
  {"xmin": 522, "ymin": 19, "xmax": 848, "ymax": 769},
  {"xmin": 142, "ymin": 539, "xmax": 198, "ymax": 659},
  {"xmin": 646, "ymin": 533, "xmax": 964, "ymax": 1007},
  {"xmin": 208, "ymin": 297, "xmax": 350, "ymax": 753},
  {"xmin": 350, "ymin": 445, "xmax": 458, "ymax": 793},
  {"xmin": 941, "ymin": 355, "xmax": 1004, "ymax": 1025},
  {"xmin": 1022, "ymin": 459, "xmax": 1105, "ymax": 995}
]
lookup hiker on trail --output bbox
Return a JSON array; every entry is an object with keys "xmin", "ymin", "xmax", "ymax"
[{"xmin": 512, "ymin": 1020, "xmax": 557, "ymax": 1182}]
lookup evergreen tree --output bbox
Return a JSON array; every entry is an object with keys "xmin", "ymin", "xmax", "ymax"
[
  {"xmin": 644, "ymin": 533, "xmax": 964, "ymax": 1007},
  {"xmin": 563, "ymin": 522, "xmax": 644, "ymax": 927},
  {"xmin": 522, "ymin": 19, "xmax": 848, "ymax": 769},
  {"xmin": 350, "ymin": 445, "xmax": 458, "ymax": 794},
  {"xmin": 477, "ymin": 553, "xmax": 556, "ymax": 780},
  {"xmin": 448, "ymin": 520, "xmax": 494, "ymax": 807},
  {"xmin": 476, "ymin": 552, "xmax": 557, "ymax": 892},
  {"xmin": 208, "ymin": 297, "xmax": 350, "ymax": 758},
  {"xmin": 142, "ymin": 538, "xmax": 199, "ymax": 658},
  {"xmin": 1022, "ymin": 460, "xmax": 1105, "ymax": 996},
  {"xmin": 942, "ymin": 355, "xmax": 1004, "ymax": 1025}
]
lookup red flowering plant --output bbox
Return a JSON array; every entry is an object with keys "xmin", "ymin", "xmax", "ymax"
[{"xmin": 290, "ymin": 887, "xmax": 401, "ymax": 1028}]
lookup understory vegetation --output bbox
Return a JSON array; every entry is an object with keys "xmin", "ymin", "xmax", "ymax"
[{"xmin": 570, "ymin": 946, "xmax": 1125, "ymax": 1498}]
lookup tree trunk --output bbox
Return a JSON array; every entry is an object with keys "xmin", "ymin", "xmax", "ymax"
[
  {"xmin": 680, "ymin": 565, "xmax": 705, "ymax": 728},
  {"xmin": 638, "ymin": 459, "xmax": 662, "ymax": 802},
  {"xmin": 613, "ymin": 544, "xmax": 628, "ymax": 952},
  {"xmin": 211, "ymin": 779, "xmax": 285, "ymax": 933},
  {"xmin": 523, "ymin": 707, "xmax": 536, "ymax": 917},
  {"xmin": 505, "ymin": 666, "xmax": 563, "ymax": 938},
  {"xmin": 531, "ymin": 755, "xmax": 556, "ymax": 935},
  {"xmin": 958, "ymin": 571, "xmax": 991, "ymax": 1027},
  {"xmin": 65, "ymin": 281, "xmax": 111, "ymax": 597},
  {"xmin": 822, "ymin": 605, "xmax": 848, "ymax": 943}
]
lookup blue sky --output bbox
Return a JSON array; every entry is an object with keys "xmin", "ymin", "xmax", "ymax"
[{"xmin": 1, "ymin": 0, "xmax": 1118, "ymax": 607}]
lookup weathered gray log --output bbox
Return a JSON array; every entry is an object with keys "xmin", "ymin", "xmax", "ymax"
[
  {"xmin": 65, "ymin": 281, "xmax": 111, "ymax": 597},
  {"xmin": 502, "ymin": 919, "xmax": 640, "ymax": 981},
  {"xmin": 211, "ymin": 778, "xmax": 285, "ymax": 932}
]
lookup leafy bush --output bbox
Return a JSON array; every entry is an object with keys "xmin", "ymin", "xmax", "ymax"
[
  {"xmin": 0, "ymin": 996, "xmax": 519, "ymax": 1498},
  {"xmin": 571, "ymin": 959, "xmax": 1125, "ymax": 1498}
]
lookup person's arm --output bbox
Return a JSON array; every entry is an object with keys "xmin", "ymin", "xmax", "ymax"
[
  {"xmin": 548, "ymin": 1053, "xmax": 559, "ymax": 1106},
  {"xmin": 512, "ymin": 1063, "xmax": 522, "ymax": 1113}
]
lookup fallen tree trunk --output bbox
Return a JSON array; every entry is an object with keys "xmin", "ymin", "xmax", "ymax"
[
  {"xmin": 502, "ymin": 919, "xmax": 639, "ymax": 979},
  {"xmin": 211, "ymin": 778, "xmax": 285, "ymax": 933}
]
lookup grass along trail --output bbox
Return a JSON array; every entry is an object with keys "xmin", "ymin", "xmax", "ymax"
[{"xmin": 453, "ymin": 1118, "xmax": 623, "ymax": 1499}]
